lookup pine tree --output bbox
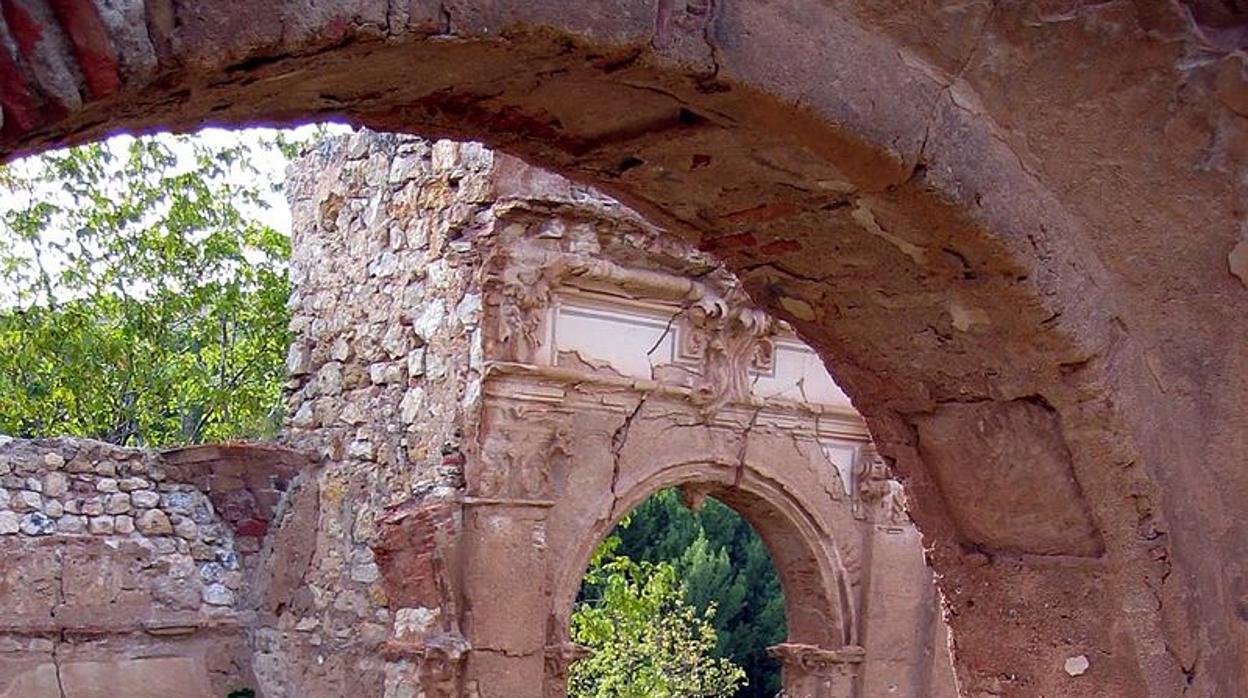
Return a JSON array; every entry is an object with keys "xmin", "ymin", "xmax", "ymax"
[{"xmin": 612, "ymin": 489, "xmax": 786, "ymax": 696}]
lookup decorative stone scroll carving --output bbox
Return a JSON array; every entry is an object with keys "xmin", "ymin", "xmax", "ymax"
[
  {"xmin": 484, "ymin": 250, "xmax": 558, "ymax": 362},
  {"xmin": 543, "ymin": 642, "xmax": 592, "ymax": 697},
  {"xmin": 768, "ymin": 643, "xmax": 865, "ymax": 698},
  {"xmin": 472, "ymin": 404, "xmax": 572, "ymax": 502},
  {"xmin": 679, "ymin": 286, "xmax": 776, "ymax": 413},
  {"xmin": 852, "ymin": 448, "xmax": 909, "ymax": 529}
]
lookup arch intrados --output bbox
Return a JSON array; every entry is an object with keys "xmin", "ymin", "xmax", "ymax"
[{"xmin": 555, "ymin": 460, "xmax": 854, "ymax": 650}]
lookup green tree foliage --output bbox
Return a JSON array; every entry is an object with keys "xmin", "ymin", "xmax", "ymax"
[
  {"xmin": 0, "ymin": 133, "xmax": 297, "ymax": 446},
  {"xmin": 613, "ymin": 489, "xmax": 786, "ymax": 697},
  {"xmin": 569, "ymin": 536, "xmax": 747, "ymax": 698}
]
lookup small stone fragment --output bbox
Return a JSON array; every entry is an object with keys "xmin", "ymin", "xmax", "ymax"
[
  {"xmin": 13, "ymin": 490, "xmax": 42, "ymax": 512},
  {"xmin": 285, "ymin": 343, "xmax": 312, "ymax": 378},
  {"xmin": 19, "ymin": 512, "xmax": 54, "ymax": 535},
  {"xmin": 105, "ymin": 492, "xmax": 132, "ymax": 515},
  {"xmin": 351, "ymin": 562, "xmax": 380, "ymax": 583},
  {"xmin": 161, "ymin": 491, "xmax": 197, "ymax": 514},
  {"xmin": 0, "ymin": 511, "xmax": 19, "ymax": 534},
  {"xmin": 172, "ymin": 515, "xmax": 198, "ymax": 540},
  {"xmin": 1065, "ymin": 655, "xmax": 1090, "ymax": 677},
  {"xmin": 136, "ymin": 509, "xmax": 173, "ymax": 535},
  {"xmin": 56, "ymin": 515, "xmax": 87, "ymax": 534},
  {"xmin": 88, "ymin": 516, "xmax": 115, "ymax": 535},
  {"xmin": 202, "ymin": 583, "xmax": 235, "ymax": 606},
  {"xmin": 130, "ymin": 490, "xmax": 160, "ymax": 508},
  {"xmin": 118, "ymin": 477, "xmax": 150, "ymax": 492},
  {"xmin": 400, "ymin": 387, "xmax": 425, "ymax": 424},
  {"xmin": 42, "ymin": 453, "xmax": 65, "ymax": 470},
  {"xmin": 42, "ymin": 472, "xmax": 67, "ymax": 498},
  {"xmin": 114, "ymin": 515, "xmax": 135, "ymax": 534}
]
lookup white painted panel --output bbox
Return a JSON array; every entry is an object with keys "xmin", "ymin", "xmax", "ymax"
[
  {"xmin": 552, "ymin": 304, "xmax": 673, "ymax": 379},
  {"xmin": 821, "ymin": 442, "xmax": 860, "ymax": 494},
  {"xmin": 751, "ymin": 339, "xmax": 851, "ymax": 407}
]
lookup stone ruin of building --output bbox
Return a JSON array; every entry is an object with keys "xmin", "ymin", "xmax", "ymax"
[
  {"xmin": 5, "ymin": 1, "xmax": 1248, "ymax": 693},
  {"xmin": 0, "ymin": 131, "xmax": 956, "ymax": 697}
]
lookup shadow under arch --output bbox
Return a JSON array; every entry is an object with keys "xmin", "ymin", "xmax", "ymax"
[{"xmin": 552, "ymin": 458, "xmax": 858, "ymax": 654}]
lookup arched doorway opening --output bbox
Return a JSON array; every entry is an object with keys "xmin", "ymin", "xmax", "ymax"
[
  {"xmin": 575, "ymin": 487, "xmax": 788, "ymax": 697},
  {"xmin": 563, "ymin": 479, "xmax": 857, "ymax": 698}
]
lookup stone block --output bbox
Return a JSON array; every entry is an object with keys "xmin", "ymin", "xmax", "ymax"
[
  {"xmin": 914, "ymin": 399, "xmax": 1103, "ymax": 557},
  {"xmin": 58, "ymin": 657, "xmax": 214, "ymax": 697},
  {"xmin": 136, "ymin": 510, "xmax": 173, "ymax": 535}
]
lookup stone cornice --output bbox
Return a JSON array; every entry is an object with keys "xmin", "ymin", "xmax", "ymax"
[{"xmin": 480, "ymin": 360, "xmax": 869, "ymax": 441}]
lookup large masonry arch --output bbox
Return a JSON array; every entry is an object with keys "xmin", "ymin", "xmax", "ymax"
[{"xmin": 2, "ymin": 3, "xmax": 1246, "ymax": 695}]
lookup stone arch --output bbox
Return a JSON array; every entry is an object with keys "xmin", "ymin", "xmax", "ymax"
[
  {"xmin": 552, "ymin": 458, "xmax": 858, "ymax": 652},
  {"xmin": 2, "ymin": 2, "xmax": 1237, "ymax": 695}
]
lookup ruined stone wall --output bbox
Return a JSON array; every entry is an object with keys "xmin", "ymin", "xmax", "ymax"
[
  {"xmin": 1, "ymin": 129, "xmax": 955, "ymax": 698},
  {"xmin": 0, "ymin": 437, "xmax": 288, "ymax": 697},
  {"xmin": 271, "ymin": 130, "xmax": 680, "ymax": 696},
  {"xmin": 270, "ymin": 132, "xmax": 495, "ymax": 696}
]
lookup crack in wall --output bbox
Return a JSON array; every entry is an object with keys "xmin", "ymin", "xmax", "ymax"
[
  {"xmin": 608, "ymin": 393, "xmax": 649, "ymax": 520},
  {"xmin": 733, "ymin": 407, "xmax": 762, "ymax": 488},
  {"xmin": 907, "ymin": 1, "xmax": 999, "ymax": 181},
  {"xmin": 52, "ymin": 545, "xmax": 66, "ymax": 698}
]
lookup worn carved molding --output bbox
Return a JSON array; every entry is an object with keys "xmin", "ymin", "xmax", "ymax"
[
  {"xmin": 473, "ymin": 403, "xmax": 573, "ymax": 501},
  {"xmin": 679, "ymin": 286, "xmax": 776, "ymax": 413},
  {"xmin": 769, "ymin": 643, "xmax": 866, "ymax": 698},
  {"xmin": 852, "ymin": 447, "xmax": 909, "ymax": 529},
  {"xmin": 768, "ymin": 642, "xmax": 866, "ymax": 674},
  {"xmin": 484, "ymin": 247, "xmax": 710, "ymax": 364},
  {"xmin": 481, "ymin": 361, "xmax": 866, "ymax": 433}
]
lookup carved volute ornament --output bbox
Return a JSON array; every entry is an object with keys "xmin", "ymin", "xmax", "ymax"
[
  {"xmin": 483, "ymin": 249, "xmax": 557, "ymax": 363},
  {"xmin": 852, "ymin": 447, "xmax": 909, "ymax": 529},
  {"xmin": 680, "ymin": 285, "xmax": 776, "ymax": 413}
]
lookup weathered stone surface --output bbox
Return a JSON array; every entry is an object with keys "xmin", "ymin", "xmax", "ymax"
[
  {"xmin": 1, "ymin": 0, "xmax": 1245, "ymax": 679},
  {"xmin": 913, "ymin": 399, "xmax": 1103, "ymax": 557},
  {"xmin": 0, "ymin": 438, "xmax": 311, "ymax": 698},
  {"xmin": 275, "ymin": 133, "xmax": 951, "ymax": 698},
  {"xmin": 58, "ymin": 657, "xmax": 214, "ymax": 697}
]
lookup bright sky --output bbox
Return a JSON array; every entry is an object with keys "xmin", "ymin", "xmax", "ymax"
[{"xmin": 0, "ymin": 122, "xmax": 350, "ymax": 305}]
